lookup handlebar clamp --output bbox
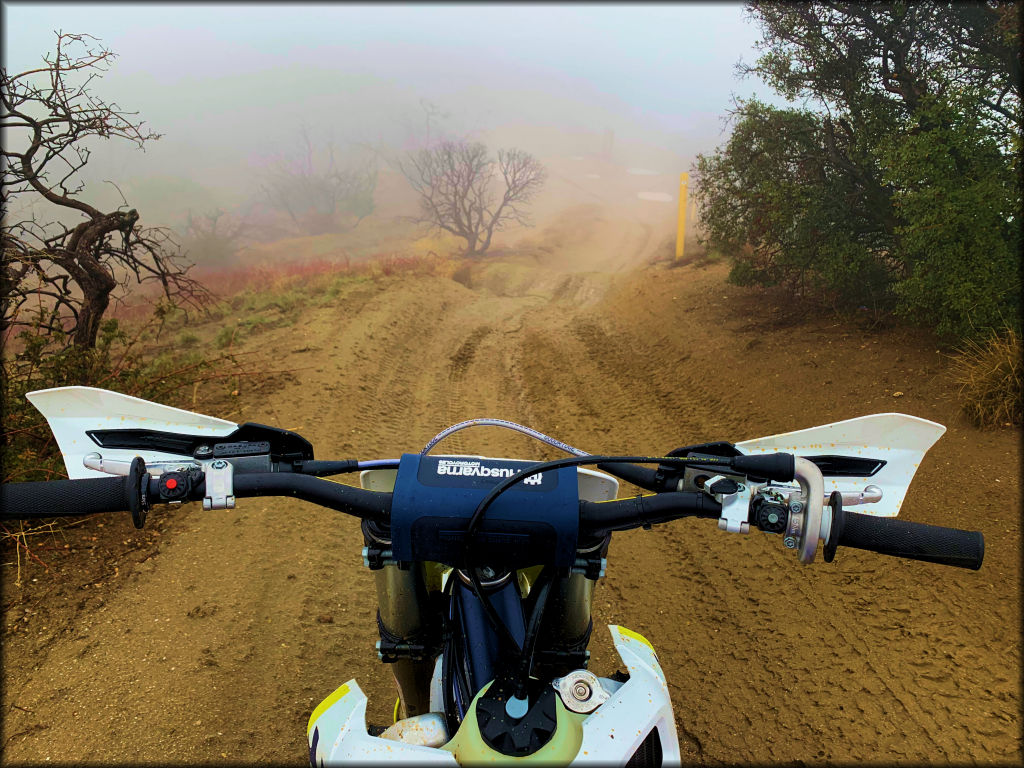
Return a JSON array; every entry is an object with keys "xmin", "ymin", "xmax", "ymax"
[
  {"xmin": 704, "ymin": 475, "xmax": 751, "ymax": 534},
  {"xmin": 203, "ymin": 460, "xmax": 235, "ymax": 510}
]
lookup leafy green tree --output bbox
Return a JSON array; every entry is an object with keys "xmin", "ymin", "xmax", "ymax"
[
  {"xmin": 879, "ymin": 92, "xmax": 1020, "ymax": 333},
  {"xmin": 696, "ymin": 100, "xmax": 896, "ymax": 310},
  {"xmin": 695, "ymin": 1, "xmax": 1021, "ymax": 336}
]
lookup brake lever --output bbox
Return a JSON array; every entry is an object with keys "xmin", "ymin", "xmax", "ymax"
[{"xmin": 84, "ymin": 453, "xmax": 200, "ymax": 476}]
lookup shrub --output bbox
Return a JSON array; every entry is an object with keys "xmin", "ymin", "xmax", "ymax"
[
  {"xmin": 2, "ymin": 317, "xmax": 215, "ymax": 483},
  {"xmin": 0, "ymin": 307, "xmax": 275, "ymax": 581},
  {"xmin": 949, "ymin": 327, "xmax": 1022, "ymax": 428},
  {"xmin": 215, "ymin": 325, "xmax": 241, "ymax": 349}
]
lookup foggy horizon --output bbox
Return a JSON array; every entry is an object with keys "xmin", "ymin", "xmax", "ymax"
[{"xmin": 3, "ymin": 2, "xmax": 786, "ymax": 232}]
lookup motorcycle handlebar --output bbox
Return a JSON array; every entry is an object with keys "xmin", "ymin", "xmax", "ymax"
[
  {"xmin": 578, "ymin": 493, "xmax": 720, "ymax": 534},
  {"xmin": 231, "ymin": 474, "xmax": 391, "ymax": 522},
  {"xmin": 0, "ymin": 473, "xmax": 718, "ymax": 535},
  {"xmin": 0, "ymin": 473, "xmax": 393, "ymax": 525},
  {"xmin": 0, "ymin": 473, "xmax": 985, "ymax": 570}
]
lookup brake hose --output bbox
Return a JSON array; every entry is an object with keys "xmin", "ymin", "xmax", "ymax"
[
  {"xmin": 421, "ymin": 418, "xmax": 663, "ymax": 491},
  {"xmin": 511, "ymin": 565, "xmax": 555, "ymax": 706},
  {"xmin": 421, "ymin": 418, "xmax": 588, "ymax": 457}
]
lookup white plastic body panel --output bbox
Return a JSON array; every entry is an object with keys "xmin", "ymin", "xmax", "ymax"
[
  {"xmin": 574, "ymin": 625, "xmax": 681, "ymax": 763},
  {"xmin": 736, "ymin": 412, "xmax": 945, "ymax": 517},
  {"xmin": 308, "ymin": 679, "xmax": 458, "ymax": 764},
  {"xmin": 26, "ymin": 386, "xmax": 238, "ymax": 479},
  {"xmin": 360, "ymin": 456, "xmax": 619, "ymax": 503},
  {"xmin": 308, "ymin": 625, "xmax": 679, "ymax": 764}
]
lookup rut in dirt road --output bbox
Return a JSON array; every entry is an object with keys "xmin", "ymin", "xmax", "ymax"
[{"xmin": 2, "ymin": 232, "xmax": 1019, "ymax": 765}]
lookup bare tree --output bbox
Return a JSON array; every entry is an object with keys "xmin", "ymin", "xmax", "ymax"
[
  {"xmin": 400, "ymin": 140, "xmax": 546, "ymax": 256},
  {"xmin": 259, "ymin": 125, "xmax": 377, "ymax": 236},
  {"xmin": 1, "ymin": 31, "xmax": 206, "ymax": 349},
  {"xmin": 182, "ymin": 208, "xmax": 245, "ymax": 264},
  {"xmin": 400, "ymin": 98, "xmax": 451, "ymax": 150}
]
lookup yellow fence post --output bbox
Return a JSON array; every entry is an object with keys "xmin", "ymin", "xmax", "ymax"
[{"xmin": 675, "ymin": 172, "xmax": 689, "ymax": 261}]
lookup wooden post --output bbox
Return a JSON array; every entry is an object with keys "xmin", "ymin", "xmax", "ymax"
[{"xmin": 675, "ymin": 172, "xmax": 689, "ymax": 261}]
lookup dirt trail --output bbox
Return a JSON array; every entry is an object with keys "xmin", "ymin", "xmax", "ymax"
[{"xmin": 2, "ymin": 205, "xmax": 1020, "ymax": 765}]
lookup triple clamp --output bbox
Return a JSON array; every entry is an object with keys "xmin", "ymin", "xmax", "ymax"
[{"xmin": 204, "ymin": 459, "xmax": 235, "ymax": 510}]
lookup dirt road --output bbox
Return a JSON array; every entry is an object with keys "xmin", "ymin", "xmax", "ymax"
[{"xmin": 2, "ymin": 205, "xmax": 1020, "ymax": 764}]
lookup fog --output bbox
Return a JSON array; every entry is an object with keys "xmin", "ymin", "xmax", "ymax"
[{"xmin": 3, "ymin": 2, "xmax": 781, "ymax": 237}]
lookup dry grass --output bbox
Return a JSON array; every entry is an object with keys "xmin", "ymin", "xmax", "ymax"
[
  {"xmin": 949, "ymin": 326, "xmax": 1022, "ymax": 428},
  {"xmin": 1, "ymin": 518, "xmax": 89, "ymax": 586},
  {"xmin": 107, "ymin": 251, "xmax": 467, "ymax": 318}
]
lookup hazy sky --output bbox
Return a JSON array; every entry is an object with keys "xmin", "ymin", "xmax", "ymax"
[{"xmin": 3, "ymin": 2, "xmax": 782, "ymax": 224}]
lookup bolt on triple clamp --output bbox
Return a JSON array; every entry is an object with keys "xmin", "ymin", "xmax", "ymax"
[
  {"xmin": 204, "ymin": 459, "xmax": 235, "ymax": 510},
  {"xmin": 553, "ymin": 671, "xmax": 611, "ymax": 714}
]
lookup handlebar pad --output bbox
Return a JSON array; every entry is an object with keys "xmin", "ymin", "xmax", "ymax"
[
  {"xmin": 1, "ymin": 476, "xmax": 135, "ymax": 520},
  {"xmin": 837, "ymin": 511, "xmax": 984, "ymax": 570}
]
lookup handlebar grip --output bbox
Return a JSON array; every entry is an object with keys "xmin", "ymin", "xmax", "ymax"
[
  {"xmin": 1, "ymin": 476, "xmax": 136, "ymax": 520},
  {"xmin": 835, "ymin": 510, "xmax": 984, "ymax": 570}
]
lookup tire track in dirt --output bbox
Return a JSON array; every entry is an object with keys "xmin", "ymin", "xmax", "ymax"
[{"xmin": 2, "ymin": 212, "xmax": 1018, "ymax": 765}]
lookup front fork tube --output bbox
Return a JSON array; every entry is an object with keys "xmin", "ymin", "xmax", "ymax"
[
  {"xmin": 364, "ymin": 521, "xmax": 435, "ymax": 719},
  {"xmin": 538, "ymin": 572, "xmax": 596, "ymax": 647},
  {"xmin": 372, "ymin": 565, "xmax": 435, "ymax": 718},
  {"xmin": 532, "ymin": 569, "xmax": 599, "ymax": 682}
]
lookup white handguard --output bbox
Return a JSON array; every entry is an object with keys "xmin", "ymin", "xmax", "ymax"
[
  {"xmin": 736, "ymin": 412, "xmax": 945, "ymax": 519},
  {"xmin": 26, "ymin": 386, "xmax": 238, "ymax": 479}
]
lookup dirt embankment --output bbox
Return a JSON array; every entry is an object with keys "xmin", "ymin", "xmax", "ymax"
[{"xmin": 2, "ymin": 205, "xmax": 1019, "ymax": 765}]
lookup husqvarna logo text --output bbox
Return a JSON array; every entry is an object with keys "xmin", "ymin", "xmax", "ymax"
[{"xmin": 436, "ymin": 459, "xmax": 543, "ymax": 486}]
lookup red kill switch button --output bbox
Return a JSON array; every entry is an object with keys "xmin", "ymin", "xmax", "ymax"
[{"xmin": 165, "ymin": 478, "xmax": 178, "ymax": 490}]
